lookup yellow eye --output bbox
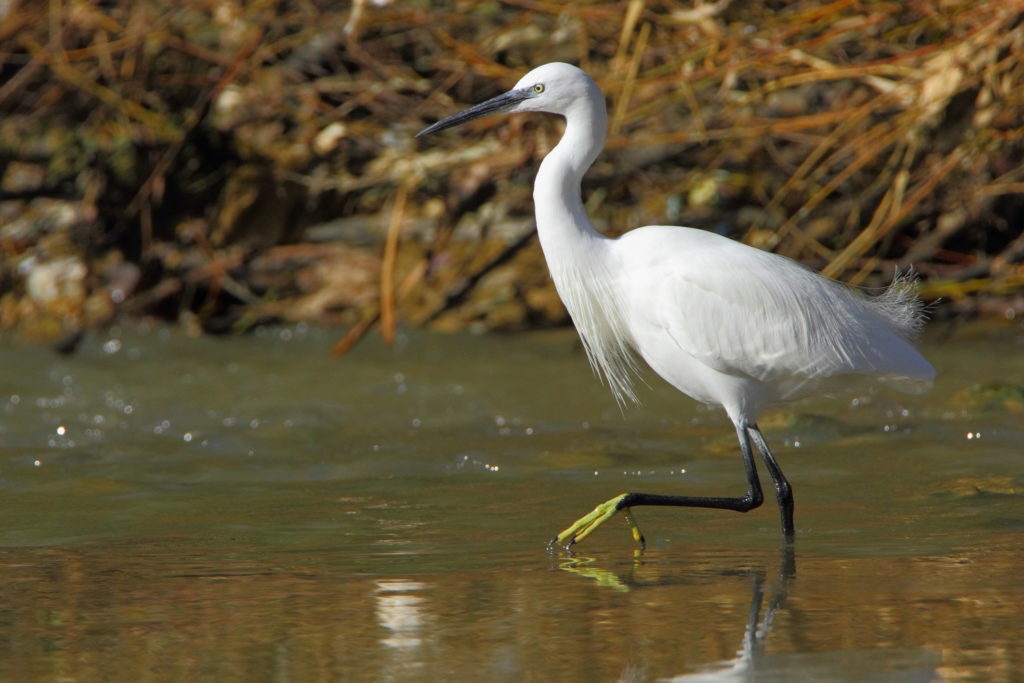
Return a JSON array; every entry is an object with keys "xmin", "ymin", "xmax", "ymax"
[{"xmin": 533, "ymin": 84, "xmax": 545, "ymax": 94}]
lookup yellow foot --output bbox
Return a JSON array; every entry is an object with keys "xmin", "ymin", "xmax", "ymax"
[{"xmin": 551, "ymin": 493, "xmax": 646, "ymax": 549}]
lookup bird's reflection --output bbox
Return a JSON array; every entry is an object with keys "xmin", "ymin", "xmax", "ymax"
[
  {"xmin": 668, "ymin": 548, "xmax": 793, "ymax": 683},
  {"xmin": 557, "ymin": 544, "xmax": 795, "ymax": 682}
]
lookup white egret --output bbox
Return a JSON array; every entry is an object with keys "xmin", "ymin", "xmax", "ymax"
[{"xmin": 417, "ymin": 63, "xmax": 935, "ymax": 548}]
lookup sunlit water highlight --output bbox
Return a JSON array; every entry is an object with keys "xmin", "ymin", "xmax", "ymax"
[{"xmin": 1, "ymin": 322, "xmax": 1022, "ymax": 681}]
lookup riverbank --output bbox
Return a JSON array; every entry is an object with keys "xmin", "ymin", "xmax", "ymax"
[{"xmin": 2, "ymin": 1, "xmax": 1022, "ymax": 350}]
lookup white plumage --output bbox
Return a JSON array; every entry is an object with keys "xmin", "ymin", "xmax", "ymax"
[{"xmin": 418, "ymin": 62, "xmax": 935, "ymax": 547}]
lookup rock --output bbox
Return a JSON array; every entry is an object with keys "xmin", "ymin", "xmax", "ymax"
[{"xmin": 949, "ymin": 382, "xmax": 1024, "ymax": 415}]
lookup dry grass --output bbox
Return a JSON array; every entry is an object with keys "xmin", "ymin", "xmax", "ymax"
[{"xmin": 1, "ymin": 1, "xmax": 1022, "ymax": 344}]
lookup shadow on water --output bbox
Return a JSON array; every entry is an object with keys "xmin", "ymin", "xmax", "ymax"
[
  {"xmin": 557, "ymin": 544, "xmax": 797, "ymax": 676},
  {"xmin": 556, "ymin": 543, "xmax": 945, "ymax": 682},
  {"xmin": 0, "ymin": 323, "xmax": 1022, "ymax": 680}
]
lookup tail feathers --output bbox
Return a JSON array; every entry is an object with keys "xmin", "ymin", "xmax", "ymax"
[{"xmin": 873, "ymin": 267, "xmax": 930, "ymax": 341}]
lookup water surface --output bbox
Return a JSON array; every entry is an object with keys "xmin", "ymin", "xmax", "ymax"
[{"xmin": 1, "ymin": 323, "xmax": 1022, "ymax": 681}]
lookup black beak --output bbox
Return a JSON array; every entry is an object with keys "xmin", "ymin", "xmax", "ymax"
[{"xmin": 416, "ymin": 88, "xmax": 531, "ymax": 138}]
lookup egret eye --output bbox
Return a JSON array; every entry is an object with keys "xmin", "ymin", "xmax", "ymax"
[{"xmin": 532, "ymin": 84, "xmax": 545, "ymax": 94}]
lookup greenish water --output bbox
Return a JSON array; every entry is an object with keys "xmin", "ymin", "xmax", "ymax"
[{"xmin": 1, "ymin": 322, "xmax": 1022, "ymax": 681}]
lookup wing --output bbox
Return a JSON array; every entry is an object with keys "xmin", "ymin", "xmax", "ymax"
[{"xmin": 616, "ymin": 227, "xmax": 934, "ymax": 395}]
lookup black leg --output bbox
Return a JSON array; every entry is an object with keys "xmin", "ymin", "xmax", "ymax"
[
  {"xmin": 615, "ymin": 421, "xmax": 765, "ymax": 515},
  {"xmin": 747, "ymin": 424, "xmax": 795, "ymax": 538},
  {"xmin": 552, "ymin": 422, "xmax": 779, "ymax": 548}
]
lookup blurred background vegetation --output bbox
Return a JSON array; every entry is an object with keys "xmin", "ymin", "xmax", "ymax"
[{"xmin": 1, "ymin": 0, "xmax": 1022, "ymax": 352}]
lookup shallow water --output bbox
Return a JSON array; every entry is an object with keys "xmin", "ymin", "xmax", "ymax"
[{"xmin": 1, "ymin": 322, "xmax": 1022, "ymax": 681}]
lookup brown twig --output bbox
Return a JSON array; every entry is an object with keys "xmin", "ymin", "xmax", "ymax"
[{"xmin": 380, "ymin": 182, "xmax": 411, "ymax": 346}]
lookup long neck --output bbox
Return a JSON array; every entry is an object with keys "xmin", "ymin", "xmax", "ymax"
[
  {"xmin": 530, "ymin": 96, "xmax": 639, "ymax": 406},
  {"xmin": 532, "ymin": 99, "xmax": 608, "ymax": 258}
]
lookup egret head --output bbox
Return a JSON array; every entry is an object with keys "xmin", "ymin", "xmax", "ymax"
[{"xmin": 416, "ymin": 62, "xmax": 599, "ymax": 138}]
